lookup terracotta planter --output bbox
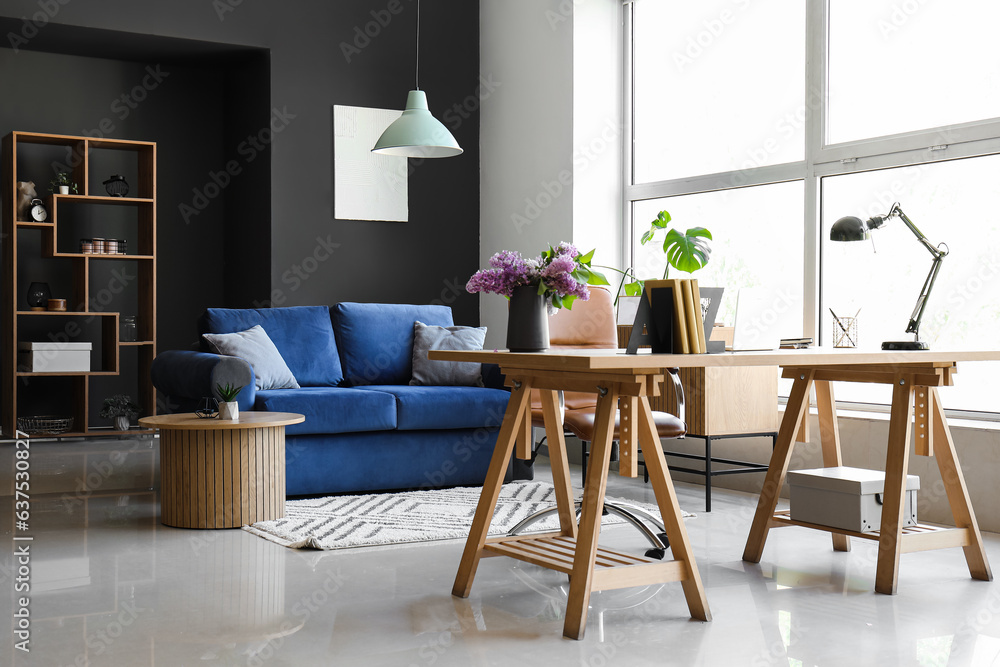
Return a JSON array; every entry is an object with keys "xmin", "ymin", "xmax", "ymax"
[{"xmin": 506, "ymin": 285, "xmax": 549, "ymax": 352}]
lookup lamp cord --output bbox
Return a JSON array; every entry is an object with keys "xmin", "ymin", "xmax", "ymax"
[{"xmin": 415, "ymin": 0, "xmax": 420, "ymax": 90}]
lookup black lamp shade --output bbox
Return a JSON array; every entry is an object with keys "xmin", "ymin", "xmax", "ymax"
[{"xmin": 830, "ymin": 216, "xmax": 868, "ymax": 242}]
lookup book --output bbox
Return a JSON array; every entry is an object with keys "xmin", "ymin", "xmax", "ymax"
[{"xmin": 646, "ymin": 279, "xmax": 688, "ymax": 353}]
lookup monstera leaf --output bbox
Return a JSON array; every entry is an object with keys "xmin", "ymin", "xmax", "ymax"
[
  {"xmin": 640, "ymin": 210, "xmax": 713, "ymax": 278},
  {"xmin": 662, "ymin": 227, "xmax": 712, "ymax": 275}
]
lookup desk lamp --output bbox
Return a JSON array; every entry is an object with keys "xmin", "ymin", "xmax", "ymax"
[{"xmin": 830, "ymin": 202, "xmax": 949, "ymax": 350}]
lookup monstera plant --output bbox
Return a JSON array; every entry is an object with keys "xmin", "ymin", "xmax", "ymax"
[{"xmin": 602, "ymin": 210, "xmax": 714, "ymax": 302}]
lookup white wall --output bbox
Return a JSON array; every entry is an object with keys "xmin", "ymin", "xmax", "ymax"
[
  {"xmin": 479, "ymin": 0, "xmax": 623, "ymax": 348},
  {"xmin": 480, "ymin": 0, "xmax": 575, "ymax": 348}
]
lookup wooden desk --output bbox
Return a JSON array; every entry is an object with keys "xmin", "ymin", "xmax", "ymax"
[
  {"xmin": 431, "ymin": 348, "xmax": 996, "ymax": 637},
  {"xmin": 432, "ymin": 348, "xmax": 711, "ymax": 640}
]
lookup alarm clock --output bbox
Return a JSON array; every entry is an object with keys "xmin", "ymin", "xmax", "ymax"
[{"xmin": 28, "ymin": 198, "xmax": 47, "ymax": 222}]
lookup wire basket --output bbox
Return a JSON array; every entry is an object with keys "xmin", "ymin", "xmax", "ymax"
[{"xmin": 17, "ymin": 416, "xmax": 74, "ymax": 435}]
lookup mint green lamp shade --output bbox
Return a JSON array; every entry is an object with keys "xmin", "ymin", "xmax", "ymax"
[{"xmin": 372, "ymin": 90, "xmax": 463, "ymax": 158}]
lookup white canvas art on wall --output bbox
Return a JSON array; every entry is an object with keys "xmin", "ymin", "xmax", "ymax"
[{"xmin": 334, "ymin": 105, "xmax": 407, "ymax": 222}]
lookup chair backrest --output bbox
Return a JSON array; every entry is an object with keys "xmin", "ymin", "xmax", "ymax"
[{"xmin": 548, "ymin": 286, "xmax": 618, "ymax": 349}]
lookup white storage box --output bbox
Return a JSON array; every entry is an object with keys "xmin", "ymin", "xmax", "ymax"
[
  {"xmin": 18, "ymin": 341, "xmax": 92, "ymax": 373},
  {"xmin": 788, "ymin": 466, "xmax": 919, "ymax": 533}
]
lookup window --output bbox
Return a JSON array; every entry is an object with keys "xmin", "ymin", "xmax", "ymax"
[
  {"xmin": 632, "ymin": 1, "xmax": 805, "ymax": 182},
  {"xmin": 625, "ymin": 0, "xmax": 1000, "ymax": 415}
]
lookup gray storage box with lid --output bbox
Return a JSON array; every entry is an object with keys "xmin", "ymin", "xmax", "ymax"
[
  {"xmin": 788, "ymin": 466, "xmax": 919, "ymax": 533},
  {"xmin": 17, "ymin": 341, "xmax": 92, "ymax": 373}
]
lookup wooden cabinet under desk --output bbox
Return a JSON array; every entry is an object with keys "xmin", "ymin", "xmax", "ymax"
[{"xmin": 617, "ymin": 325, "xmax": 778, "ymax": 510}]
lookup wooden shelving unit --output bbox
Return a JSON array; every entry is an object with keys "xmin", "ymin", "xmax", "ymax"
[{"xmin": 2, "ymin": 131, "xmax": 157, "ymax": 438}]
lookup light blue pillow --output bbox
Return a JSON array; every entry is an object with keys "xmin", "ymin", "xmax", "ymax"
[{"xmin": 203, "ymin": 325, "xmax": 300, "ymax": 391}]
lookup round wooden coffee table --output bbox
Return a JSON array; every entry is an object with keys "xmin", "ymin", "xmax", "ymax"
[{"xmin": 139, "ymin": 412, "xmax": 305, "ymax": 529}]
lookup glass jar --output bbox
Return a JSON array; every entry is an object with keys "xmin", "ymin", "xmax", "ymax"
[{"xmin": 120, "ymin": 315, "xmax": 138, "ymax": 342}]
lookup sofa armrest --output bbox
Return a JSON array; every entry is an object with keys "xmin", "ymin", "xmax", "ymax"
[{"xmin": 151, "ymin": 350, "xmax": 256, "ymax": 411}]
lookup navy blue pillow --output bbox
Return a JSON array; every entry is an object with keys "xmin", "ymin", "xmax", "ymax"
[
  {"xmin": 332, "ymin": 303, "xmax": 453, "ymax": 385},
  {"xmin": 199, "ymin": 306, "xmax": 343, "ymax": 387}
]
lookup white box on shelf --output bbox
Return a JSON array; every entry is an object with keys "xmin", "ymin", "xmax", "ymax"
[
  {"xmin": 17, "ymin": 341, "xmax": 92, "ymax": 373},
  {"xmin": 788, "ymin": 466, "xmax": 919, "ymax": 533}
]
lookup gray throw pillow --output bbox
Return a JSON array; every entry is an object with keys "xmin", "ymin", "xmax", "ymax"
[
  {"xmin": 410, "ymin": 321, "xmax": 487, "ymax": 386},
  {"xmin": 203, "ymin": 325, "xmax": 300, "ymax": 391}
]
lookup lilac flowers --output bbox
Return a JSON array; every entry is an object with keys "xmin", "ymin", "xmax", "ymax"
[{"xmin": 466, "ymin": 243, "xmax": 609, "ymax": 310}]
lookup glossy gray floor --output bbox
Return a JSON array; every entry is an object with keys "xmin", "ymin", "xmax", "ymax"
[{"xmin": 2, "ymin": 436, "xmax": 1000, "ymax": 666}]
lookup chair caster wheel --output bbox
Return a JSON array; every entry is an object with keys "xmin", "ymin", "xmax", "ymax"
[
  {"xmin": 657, "ymin": 533, "xmax": 670, "ymax": 549},
  {"xmin": 644, "ymin": 548, "xmax": 666, "ymax": 560}
]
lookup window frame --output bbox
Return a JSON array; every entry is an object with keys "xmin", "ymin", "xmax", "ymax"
[{"xmin": 622, "ymin": 0, "xmax": 1000, "ymax": 420}]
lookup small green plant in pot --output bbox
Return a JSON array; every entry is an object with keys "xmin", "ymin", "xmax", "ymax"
[
  {"xmin": 598, "ymin": 210, "xmax": 714, "ymax": 309},
  {"xmin": 216, "ymin": 382, "xmax": 244, "ymax": 420},
  {"xmin": 100, "ymin": 394, "xmax": 140, "ymax": 432},
  {"xmin": 49, "ymin": 171, "xmax": 79, "ymax": 195}
]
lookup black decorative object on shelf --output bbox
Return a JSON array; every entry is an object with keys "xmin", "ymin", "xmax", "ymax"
[
  {"xmin": 26, "ymin": 281, "xmax": 50, "ymax": 311},
  {"xmin": 103, "ymin": 174, "xmax": 129, "ymax": 197},
  {"xmin": 195, "ymin": 397, "xmax": 219, "ymax": 419}
]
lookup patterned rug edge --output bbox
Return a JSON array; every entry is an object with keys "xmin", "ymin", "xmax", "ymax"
[{"xmin": 243, "ymin": 481, "xmax": 695, "ymax": 551}]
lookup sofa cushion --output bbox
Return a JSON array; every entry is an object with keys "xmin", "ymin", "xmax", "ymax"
[
  {"xmin": 356, "ymin": 385, "xmax": 509, "ymax": 431},
  {"xmin": 409, "ymin": 321, "xmax": 486, "ymax": 386},
  {"xmin": 254, "ymin": 387, "xmax": 396, "ymax": 435},
  {"xmin": 202, "ymin": 325, "xmax": 300, "ymax": 391},
  {"xmin": 200, "ymin": 306, "xmax": 343, "ymax": 387},
  {"xmin": 332, "ymin": 303, "xmax": 454, "ymax": 385}
]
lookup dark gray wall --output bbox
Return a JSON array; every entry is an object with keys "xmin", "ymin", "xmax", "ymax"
[{"xmin": 0, "ymin": 1, "xmax": 482, "ymax": 340}]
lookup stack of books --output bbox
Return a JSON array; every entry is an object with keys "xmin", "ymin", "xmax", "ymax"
[
  {"xmin": 645, "ymin": 279, "xmax": 707, "ymax": 354},
  {"xmin": 779, "ymin": 337, "xmax": 813, "ymax": 349}
]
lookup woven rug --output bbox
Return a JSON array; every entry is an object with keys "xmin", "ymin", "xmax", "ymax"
[{"xmin": 243, "ymin": 481, "xmax": 693, "ymax": 550}]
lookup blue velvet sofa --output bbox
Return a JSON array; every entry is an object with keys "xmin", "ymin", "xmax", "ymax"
[{"xmin": 151, "ymin": 303, "xmax": 522, "ymax": 496}]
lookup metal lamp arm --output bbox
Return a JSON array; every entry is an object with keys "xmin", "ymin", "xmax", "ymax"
[{"xmin": 883, "ymin": 203, "xmax": 950, "ymax": 340}]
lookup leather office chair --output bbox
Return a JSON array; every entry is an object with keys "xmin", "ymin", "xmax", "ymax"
[{"xmin": 511, "ymin": 286, "xmax": 688, "ymax": 558}]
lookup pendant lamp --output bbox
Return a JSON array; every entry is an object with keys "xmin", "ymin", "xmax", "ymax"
[{"xmin": 372, "ymin": 0, "xmax": 463, "ymax": 158}]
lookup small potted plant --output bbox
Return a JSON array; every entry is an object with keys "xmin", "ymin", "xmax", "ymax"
[
  {"xmin": 216, "ymin": 383, "xmax": 244, "ymax": 420},
  {"xmin": 49, "ymin": 171, "xmax": 79, "ymax": 195},
  {"xmin": 100, "ymin": 394, "xmax": 140, "ymax": 431},
  {"xmin": 597, "ymin": 210, "xmax": 713, "ymax": 316}
]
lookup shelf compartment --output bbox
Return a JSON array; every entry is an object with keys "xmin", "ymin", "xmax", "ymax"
[{"xmin": 15, "ymin": 312, "xmax": 119, "ymax": 375}]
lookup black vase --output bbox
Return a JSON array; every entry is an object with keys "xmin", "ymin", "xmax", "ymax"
[
  {"xmin": 506, "ymin": 285, "xmax": 549, "ymax": 352},
  {"xmin": 26, "ymin": 282, "xmax": 50, "ymax": 311}
]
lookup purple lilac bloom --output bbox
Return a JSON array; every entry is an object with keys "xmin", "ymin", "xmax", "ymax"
[
  {"xmin": 467, "ymin": 250, "xmax": 533, "ymax": 297},
  {"xmin": 553, "ymin": 242, "xmax": 580, "ymax": 258},
  {"xmin": 540, "ymin": 254, "xmax": 590, "ymax": 300}
]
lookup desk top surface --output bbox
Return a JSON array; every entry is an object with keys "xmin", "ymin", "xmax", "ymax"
[{"xmin": 428, "ymin": 347, "xmax": 1000, "ymax": 371}]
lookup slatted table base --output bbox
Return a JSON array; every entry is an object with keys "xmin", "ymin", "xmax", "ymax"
[
  {"xmin": 160, "ymin": 425, "xmax": 285, "ymax": 529},
  {"xmin": 483, "ymin": 534, "xmax": 688, "ymax": 592},
  {"xmin": 769, "ymin": 510, "xmax": 974, "ymax": 553}
]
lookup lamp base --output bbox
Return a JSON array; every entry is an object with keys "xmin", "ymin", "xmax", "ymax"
[{"xmin": 881, "ymin": 340, "xmax": 930, "ymax": 351}]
